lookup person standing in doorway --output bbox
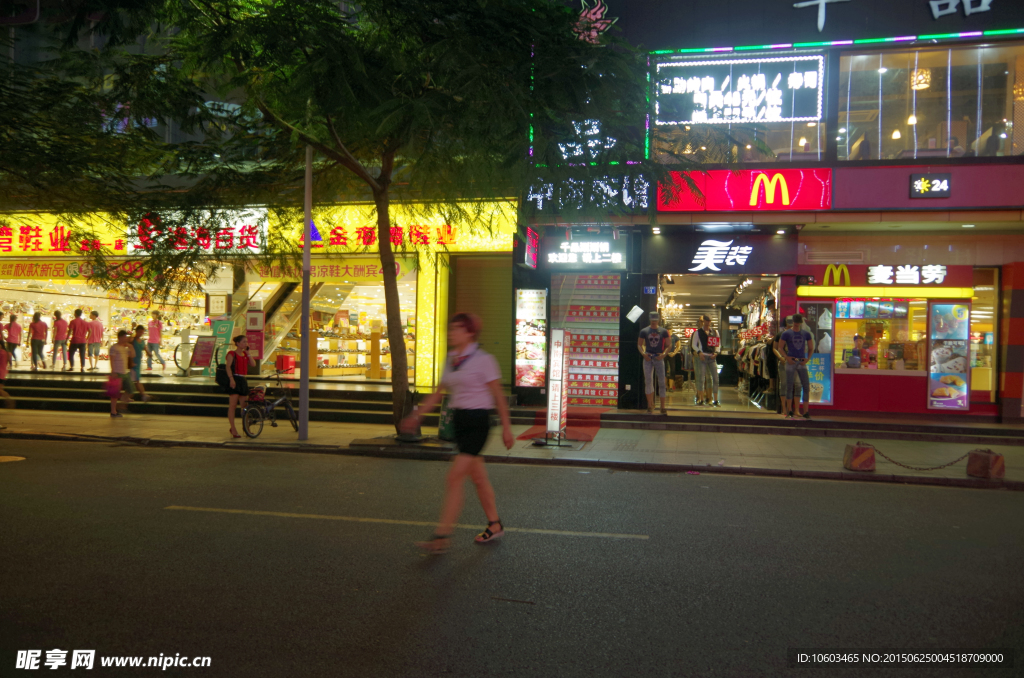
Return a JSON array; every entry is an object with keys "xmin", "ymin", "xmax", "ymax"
[
  {"xmin": 131, "ymin": 325, "xmax": 153, "ymax": 402},
  {"xmin": 87, "ymin": 311, "xmax": 103, "ymax": 371},
  {"xmin": 0, "ymin": 322, "xmax": 12, "ymax": 410},
  {"xmin": 108, "ymin": 329, "xmax": 136, "ymax": 417},
  {"xmin": 67, "ymin": 309, "xmax": 89, "ymax": 373},
  {"xmin": 28, "ymin": 312, "xmax": 48, "ymax": 371},
  {"xmin": 146, "ymin": 310, "xmax": 167, "ymax": 371},
  {"xmin": 780, "ymin": 313, "xmax": 814, "ymax": 419},
  {"xmin": 401, "ymin": 313, "xmax": 514, "ymax": 554},
  {"xmin": 638, "ymin": 311, "xmax": 670, "ymax": 415},
  {"xmin": 772, "ymin": 316, "xmax": 794, "ymax": 417},
  {"xmin": 691, "ymin": 315, "xmax": 721, "ymax": 407},
  {"xmin": 5, "ymin": 314, "xmax": 22, "ymax": 369},
  {"xmin": 665, "ymin": 323, "xmax": 680, "ymax": 393},
  {"xmin": 225, "ymin": 335, "xmax": 256, "ymax": 438},
  {"xmin": 52, "ymin": 310, "xmax": 68, "ymax": 371}
]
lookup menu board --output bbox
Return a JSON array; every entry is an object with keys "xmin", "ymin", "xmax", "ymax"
[
  {"xmin": 927, "ymin": 302, "xmax": 971, "ymax": 411},
  {"xmin": 514, "ymin": 289, "xmax": 548, "ymax": 387},
  {"xmin": 797, "ymin": 302, "xmax": 834, "ymax": 405}
]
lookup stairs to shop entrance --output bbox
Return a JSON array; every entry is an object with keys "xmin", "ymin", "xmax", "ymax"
[{"xmin": 1, "ymin": 373, "xmax": 434, "ymax": 427}]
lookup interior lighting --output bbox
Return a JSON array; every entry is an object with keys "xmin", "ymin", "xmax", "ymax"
[
  {"xmin": 891, "ymin": 129, "xmax": 902, "ymax": 140},
  {"xmin": 962, "ymin": 224, "xmax": 975, "ymax": 228},
  {"xmin": 776, "ymin": 229, "xmax": 786, "ymax": 235},
  {"xmin": 807, "ymin": 122, "xmax": 817, "ymax": 127},
  {"xmin": 907, "ymin": 114, "xmax": 917, "ymax": 125},
  {"xmin": 910, "ymin": 68, "xmax": 931, "ymax": 90},
  {"xmin": 798, "ymin": 286, "xmax": 974, "ymax": 298},
  {"xmin": 745, "ymin": 144, "xmax": 752, "ymax": 149},
  {"xmin": 798, "ymin": 137, "xmax": 808, "ymax": 147},
  {"xmin": 838, "ymin": 127, "xmax": 847, "ymax": 133},
  {"xmin": 877, "ymin": 67, "xmax": 888, "ymax": 74}
]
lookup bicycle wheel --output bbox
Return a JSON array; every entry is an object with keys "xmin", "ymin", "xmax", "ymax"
[
  {"xmin": 285, "ymin": 399, "xmax": 299, "ymax": 431},
  {"xmin": 242, "ymin": 407, "xmax": 265, "ymax": 438}
]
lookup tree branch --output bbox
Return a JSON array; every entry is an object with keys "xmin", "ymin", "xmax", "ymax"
[{"xmin": 325, "ymin": 113, "xmax": 383, "ymax": 192}]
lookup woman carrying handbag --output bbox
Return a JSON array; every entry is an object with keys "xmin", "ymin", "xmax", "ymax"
[
  {"xmin": 223, "ymin": 335, "xmax": 256, "ymax": 438},
  {"xmin": 401, "ymin": 313, "xmax": 514, "ymax": 554}
]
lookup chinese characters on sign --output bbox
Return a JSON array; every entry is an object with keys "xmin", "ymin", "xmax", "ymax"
[
  {"xmin": 656, "ymin": 56, "xmax": 824, "ymax": 126},
  {"xmin": 547, "ymin": 329, "xmax": 571, "ymax": 436},
  {"xmin": 910, "ymin": 174, "xmax": 951, "ymax": 199},
  {"xmin": 524, "ymin": 227, "xmax": 540, "ymax": 270},
  {"xmin": 17, "ymin": 650, "xmax": 96, "ymax": 671},
  {"xmin": 867, "ymin": 265, "xmax": 947, "ymax": 285},
  {"xmin": 689, "ymin": 240, "xmax": 753, "ymax": 272},
  {"xmin": 251, "ymin": 259, "xmax": 409, "ymax": 283},
  {"xmin": 545, "ymin": 240, "xmax": 625, "ymax": 268},
  {"xmin": 929, "ymin": 0, "xmax": 992, "ymax": 20},
  {"xmin": 792, "ymin": 0, "xmax": 851, "ymax": 33}
]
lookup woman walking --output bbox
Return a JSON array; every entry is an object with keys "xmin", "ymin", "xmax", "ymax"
[
  {"xmin": 131, "ymin": 325, "xmax": 153, "ymax": 402},
  {"xmin": 146, "ymin": 310, "xmax": 167, "ymax": 371},
  {"xmin": 28, "ymin": 312, "xmax": 48, "ymax": 371},
  {"xmin": 52, "ymin": 310, "xmax": 68, "ymax": 371},
  {"xmin": 401, "ymin": 313, "xmax": 514, "ymax": 553},
  {"xmin": 225, "ymin": 334, "xmax": 255, "ymax": 438},
  {"xmin": 4, "ymin": 314, "xmax": 21, "ymax": 369}
]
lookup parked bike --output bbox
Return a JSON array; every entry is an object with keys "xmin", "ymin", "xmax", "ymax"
[{"xmin": 242, "ymin": 370, "xmax": 298, "ymax": 438}]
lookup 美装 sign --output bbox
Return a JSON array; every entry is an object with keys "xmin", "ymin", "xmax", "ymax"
[{"xmin": 658, "ymin": 169, "xmax": 832, "ymax": 211}]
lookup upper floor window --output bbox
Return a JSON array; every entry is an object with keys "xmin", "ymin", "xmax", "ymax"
[
  {"xmin": 839, "ymin": 43, "xmax": 1023, "ymax": 161},
  {"xmin": 652, "ymin": 53, "xmax": 828, "ymax": 164}
]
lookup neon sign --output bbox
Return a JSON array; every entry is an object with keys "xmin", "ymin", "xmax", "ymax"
[
  {"xmin": 655, "ymin": 56, "xmax": 824, "ymax": 126},
  {"xmin": 657, "ymin": 169, "xmax": 832, "ymax": 211}
]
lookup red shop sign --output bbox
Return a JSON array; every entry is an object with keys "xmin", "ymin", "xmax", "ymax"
[{"xmin": 657, "ymin": 169, "xmax": 832, "ymax": 212}]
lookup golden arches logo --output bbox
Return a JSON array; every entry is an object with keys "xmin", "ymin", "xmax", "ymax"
[
  {"xmin": 823, "ymin": 264, "xmax": 851, "ymax": 287},
  {"xmin": 749, "ymin": 173, "xmax": 791, "ymax": 207}
]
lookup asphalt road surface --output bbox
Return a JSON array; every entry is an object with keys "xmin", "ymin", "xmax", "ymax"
[{"xmin": 2, "ymin": 441, "xmax": 1022, "ymax": 677}]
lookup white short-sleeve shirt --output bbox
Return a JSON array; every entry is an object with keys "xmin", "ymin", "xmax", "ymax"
[{"xmin": 441, "ymin": 342, "xmax": 502, "ymax": 410}]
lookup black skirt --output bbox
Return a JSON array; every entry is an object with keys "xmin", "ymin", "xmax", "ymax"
[
  {"xmin": 453, "ymin": 409, "xmax": 492, "ymax": 456},
  {"xmin": 225, "ymin": 375, "xmax": 249, "ymax": 396}
]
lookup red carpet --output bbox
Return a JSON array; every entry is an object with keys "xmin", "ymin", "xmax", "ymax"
[{"xmin": 516, "ymin": 407, "xmax": 609, "ymax": 442}]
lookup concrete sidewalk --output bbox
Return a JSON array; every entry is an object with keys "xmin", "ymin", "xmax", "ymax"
[{"xmin": 1, "ymin": 409, "xmax": 1020, "ymax": 490}]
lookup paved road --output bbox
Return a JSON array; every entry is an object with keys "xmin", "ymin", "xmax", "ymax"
[{"xmin": 2, "ymin": 441, "xmax": 1021, "ymax": 677}]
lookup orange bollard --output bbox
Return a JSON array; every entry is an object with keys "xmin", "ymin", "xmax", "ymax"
[
  {"xmin": 966, "ymin": 449, "xmax": 1005, "ymax": 480},
  {"xmin": 843, "ymin": 441, "xmax": 876, "ymax": 472}
]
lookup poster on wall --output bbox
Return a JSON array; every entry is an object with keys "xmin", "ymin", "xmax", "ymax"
[
  {"xmin": 797, "ymin": 302, "xmax": 834, "ymax": 406},
  {"xmin": 928, "ymin": 302, "xmax": 971, "ymax": 411},
  {"xmin": 515, "ymin": 289, "xmax": 548, "ymax": 387}
]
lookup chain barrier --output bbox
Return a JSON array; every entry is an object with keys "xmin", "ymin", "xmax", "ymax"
[{"xmin": 865, "ymin": 442, "xmax": 973, "ymax": 472}]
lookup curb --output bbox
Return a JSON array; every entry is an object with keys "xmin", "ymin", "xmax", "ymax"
[{"xmin": 2, "ymin": 429, "xmax": 1020, "ymax": 491}]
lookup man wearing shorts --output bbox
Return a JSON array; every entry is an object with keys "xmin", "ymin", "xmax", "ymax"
[
  {"xmin": 638, "ymin": 311, "xmax": 670, "ymax": 415},
  {"xmin": 87, "ymin": 311, "xmax": 103, "ymax": 371},
  {"xmin": 780, "ymin": 313, "xmax": 814, "ymax": 419},
  {"xmin": 68, "ymin": 309, "xmax": 89, "ymax": 373},
  {"xmin": 108, "ymin": 330, "xmax": 136, "ymax": 417}
]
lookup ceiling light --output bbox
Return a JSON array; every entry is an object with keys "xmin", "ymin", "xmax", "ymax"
[
  {"xmin": 745, "ymin": 144, "xmax": 752, "ymax": 149},
  {"xmin": 891, "ymin": 129, "xmax": 901, "ymax": 140},
  {"xmin": 776, "ymin": 229, "xmax": 786, "ymax": 235},
  {"xmin": 877, "ymin": 67, "xmax": 888, "ymax": 74},
  {"xmin": 807, "ymin": 122, "xmax": 816, "ymax": 127},
  {"xmin": 907, "ymin": 114, "xmax": 917, "ymax": 125},
  {"xmin": 839, "ymin": 127, "xmax": 847, "ymax": 133},
  {"xmin": 700, "ymin": 146, "xmax": 707, "ymax": 151},
  {"xmin": 910, "ymin": 68, "xmax": 931, "ymax": 90},
  {"xmin": 962, "ymin": 224, "xmax": 975, "ymax": 228}
]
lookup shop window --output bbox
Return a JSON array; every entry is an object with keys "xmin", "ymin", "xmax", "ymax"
[
  {"xmin": 834, "ymin": 299, "xmax": 928, "ymax": 371},
  {"xmin": 839, "ymin": 43, "xmax": 1024, "ymax": 161},
  {"xmin": 970, "ymin": 267, "xmax": 998, "ymax": 403},
  {"xmin": 652, "ymin": 53, "xmax": 827, "ymax": 164}
]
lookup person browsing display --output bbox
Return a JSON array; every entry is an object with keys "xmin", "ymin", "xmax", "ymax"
[
  {"xmin": 638, "ymin": 312, "xmax": 670, "ymax": 415},
  {"xmin": 691, "ymin": 315, "xmax": 721, "ymax": 407},
  {"xmin": 780, "ymin": 313, "xmax": 814, "ymax": 419}
]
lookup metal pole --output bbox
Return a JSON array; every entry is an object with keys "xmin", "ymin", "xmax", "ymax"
[{"xmin": 299, "ymin": 145, "xmax": 313, "ymax": 439}]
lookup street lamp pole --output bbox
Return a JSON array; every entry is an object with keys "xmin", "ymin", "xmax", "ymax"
[{"xmin": 299, "ymin": 145, "xmax": 313, "ymax": 440}]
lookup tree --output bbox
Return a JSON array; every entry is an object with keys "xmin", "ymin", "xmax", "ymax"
[{"xmin": 64, "ymin": 0, "xmax": 651, "ymax": 430}]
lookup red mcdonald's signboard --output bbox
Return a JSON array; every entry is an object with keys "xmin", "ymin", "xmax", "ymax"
[{"xmin": 657, "ymin": 169, "xmax": 832, "ymax": 212}]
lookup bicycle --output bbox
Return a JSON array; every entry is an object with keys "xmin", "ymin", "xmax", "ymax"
[{"xmin": 242, "ymin": 370, "xmax": 298, "ymax": 437}]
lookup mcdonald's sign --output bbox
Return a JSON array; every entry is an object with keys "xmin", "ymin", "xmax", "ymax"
[
  {"xmin": 657, "ymin": 169, "xmax": 832, "ymax": 212},
  {"xmin": 822, "ymin": 264, "xmax": 851, "ymax": 287}
]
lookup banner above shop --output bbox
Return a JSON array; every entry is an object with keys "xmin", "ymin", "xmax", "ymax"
[
  {"xmin": 249, "ymin": 257, "xmax": 418, "ymax": 284},
  {"xmin": 599, "ymin": 0, "xmax": 1024, "ymax": 53},
  {"xmin": 658, "ymin": 169, "xmax": 832, "ymax": 212},
  {"xmin": 539, "ymin": 236, "xmax": 628, "ymax": 271},
  {"xmin": 644, "ymin": 232, "xmax": 797, "ymax": 275}
]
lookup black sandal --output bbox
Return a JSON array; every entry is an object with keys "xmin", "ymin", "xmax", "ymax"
[
  {"xmin": 416, "ymin": 534, "xmax": 451, "ymax": 554},
  {"xmin": 474, "ymin": 520, "xmax": 504, "ymax": 544}
]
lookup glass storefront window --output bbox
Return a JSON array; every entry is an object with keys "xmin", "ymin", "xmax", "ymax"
[
  {"xmin": 834, "ymin": 299, "xmax": 928, "ymax": 371},
  {"xmin": 971, "ymin": 267, "xmax": 998, "ymax": 402},
  {"xmin": 839, "ymin": 43, "xmax": 1024, "ymax": 161}
]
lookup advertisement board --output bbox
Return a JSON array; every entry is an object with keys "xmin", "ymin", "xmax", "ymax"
[
  {"xmin": 515, "ymin": 289, "xmax": 548, "ymax": 387},
  {"xmin": 203, "ymin": 320, "xmax": 235, "ymax": 377},
  {"xmin": 188, "ymin": 336, "xmax": 218, "ymax": 370},
  {"xmin": 927, "ymin": 302, "xmax": 971, "ymax": 411},
  {"xmin": 546, "ymin": 329, "xmax": 571, "ymax": 436}
]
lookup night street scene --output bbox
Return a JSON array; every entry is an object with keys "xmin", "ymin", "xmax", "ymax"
[{"xmin": 2, "ymin": 0, "xmax": 1024, "ymax": 676}]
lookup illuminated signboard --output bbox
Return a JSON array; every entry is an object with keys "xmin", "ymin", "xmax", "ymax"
[
  {"xmin": 543, "ymin": 239, "xmax": 627, "ymax": 270},
  {"xmin": 910, "ymin": 173, "xmax": 951, "ymax": 199},
  {"xmin": 655, "ymin": 55, "xmax": 825, "ymax": 126},
  {"xmin": 689, "ymin": 240, "xmax": 753, "ymax": 272},
  {"xmin": 657, "ymin": 169, "xmax": 832, "ymax": 211},
  {"xmin": 524, "ymin": 227, "xmax": 540, "ymax": 269},
  {"xmin": 515, "ymin": 289, "xmax": 548, "ymax": 388},
  {"xmin": 867, "ymin": 265, "xmax": 947, "ymax": 285},
  {"xmin": 547, "ymin": 329, "xmax": 571, "ymax": 436}
]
